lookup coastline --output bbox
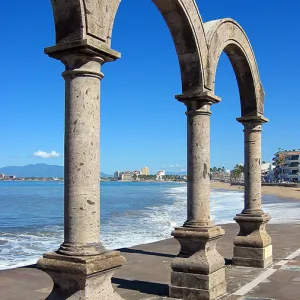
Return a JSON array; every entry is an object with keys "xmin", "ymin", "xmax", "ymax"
[
  {"xmin": 1, "ymin": 181, "xmax": 300, "ymax": 271},
  {"xmin": 211, "ymin": 181, "xmax": 300, "ymax": 200}
]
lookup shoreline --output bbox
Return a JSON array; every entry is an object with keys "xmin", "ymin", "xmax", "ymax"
[{"xmin": 211, "ymin": 181, "xmax": 300, "ymax": 200}]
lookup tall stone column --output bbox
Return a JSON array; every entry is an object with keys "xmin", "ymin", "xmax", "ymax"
[
  {"xmin": 169, "ymin": 92, "xmax": 226, "ymax": 300},
  {"xmin": 37, "ymin": 44, "xmax": 125, "ymax": 300},
  {"xmin": 233, "ymin": 116, "xmax": 272, "ymax": 268}
]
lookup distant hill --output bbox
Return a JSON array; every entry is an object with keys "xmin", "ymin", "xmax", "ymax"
[
  {"xmin": 0, "ymin": 163, "xmax": 111, "ymax": 178},
  {"xmin": 165, "ymin": 171, "xmax": 187, "ymax": 176}
]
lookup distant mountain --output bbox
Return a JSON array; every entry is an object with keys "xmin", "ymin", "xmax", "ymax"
[
  {"xmin": 165, "ymin": 171, "xmax": 187, "ymax": 176},
  {"xmin": 0, "ymin": 164, "xmax": 111, "ymax": 178}
]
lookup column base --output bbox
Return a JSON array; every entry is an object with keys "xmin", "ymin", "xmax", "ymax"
[
  {"xmin": 233, "ymin": 245, "xmax": 273, "ymax": 268},
  {"xmin": 233, "ymin": 213, "xmax": 272, "ymax": 268},
  {"xmin": 58, "ymin": 242, "xmax": 107, "ymax": 256},
  {"xmin": 169, "ymin": 226, "xmax": 226, "ymax": 300},
  {"xmin": 170, "ymin": 269, "xmax": 226, "ymax": 300},
  {"xmin": 37, "ymin": 250, "xmax": 125, "ymax": 300}
]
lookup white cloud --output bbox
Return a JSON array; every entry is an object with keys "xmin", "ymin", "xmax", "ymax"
[
  {"xmin": 33, "ymin": 150, "xmax": 60, "ymax": 159},
  {"xmin": 180, "ymin": 168, "xmax": 187, "ymax": 172}
]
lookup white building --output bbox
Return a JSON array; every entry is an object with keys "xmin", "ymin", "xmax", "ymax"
[
  {"xmin": 261, "ymin": 162, "xmax": 275, "ymax": 182},
  {"xmin": 156, "ymin": 170, "xmax": 165, "ymax": 180},
  {"xmin": 272, "ymin": 151, "xmax": 300, "ymax": 182}
]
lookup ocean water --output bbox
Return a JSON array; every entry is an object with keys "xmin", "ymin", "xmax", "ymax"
[{"xmin": 0, "ymin": 181, "xmax": 300, "ymax": 270}]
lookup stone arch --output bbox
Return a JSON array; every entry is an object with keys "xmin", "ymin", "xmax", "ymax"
[
  {"xmin": 204, "ymin": 18, "xmax": 264, "ymax": 117},
  {"xmin": 152, "ymin": 0, "xmax": 208, "ymax": 94},
  {"xmin": 49, "ymin": 0, "xmax": 209, "ymax": 94},
  {"xmin": 50, "ymin": 0, "xmax": 121, "ymax": 47}
]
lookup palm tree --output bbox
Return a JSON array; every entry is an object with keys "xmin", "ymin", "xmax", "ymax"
[
  {"xmin": 274, "ymin": 153, "xmax": 285, "ymax": 181},
  {"xmin": 231, "ymin": 164, "xmax": 244, "ymax": 182},
  {"xmin": 238, "ymin": 164, "xmax": 244, "ymax": 173}
]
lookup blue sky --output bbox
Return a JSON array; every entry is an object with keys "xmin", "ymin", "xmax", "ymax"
[{"xmin": 0, "ymin": 0, "xmax": 299, "ymax": 175}]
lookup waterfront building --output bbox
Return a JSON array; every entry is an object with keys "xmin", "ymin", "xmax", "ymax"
[
  {"xmin": 211, "ymin": 171, "xmax": 231, "ymax": 182},
  {"xmin": 114, "ymin": 170, "xmax": 139, "ymax": 181},
  {"xmin": 261, "ymin": 162, "xmax": 275, "ymax": 182},
  {"xmin": 114, "ymin": 171, "xmax": 121, "ymax": 180},
  {"xmin": 273, "ymin": 151, "xmax": 300, "ymax": 182},
  {"xmin": 3, "ymin": 175, "xmax": 16, "ymax": 180},
  {"xmin": 157, "ymin": 170, "xmax": 165, "ymax": 176},
  {"xmin": 120, "ymin": 172, "xmax": 134, "ymax": 181},
  {"xmin": 0, "ymin": 173, "xmax": 4, "ymax": 179},
  {"xmin": 141, "ymin": 166, "xmax": 149, "ymax": 175},
  {"xmin": 230, "ymin": 170, "xmax": 244, "ymax": 183},
  {"xmin": 156, "ymin": 170, "xmax": 165, "ymax": 181}
]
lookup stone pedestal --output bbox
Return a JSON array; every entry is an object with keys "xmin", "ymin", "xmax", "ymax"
[
  {"xmin": 169, "ymin": 93, "xmax": 226, "ymax": 300},
  {"xmin": 233, "ymin": 214, "xmax": 272, "ymax": 268},
  {"xmin": 233, "ymin": 116, "xmax": 272, "ymax": 268},
  {"xmin": 37, "ymin": 251, "xmax": 125, "ymax": 300},
  {"xmin": 37, "ymin": 42, "xmax": 125, "ymax": 299},
  {"xmin": 170, "ymin": 226, "xmax": 226, "ymax": 300}
]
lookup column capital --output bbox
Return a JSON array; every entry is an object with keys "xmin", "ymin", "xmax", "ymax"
[
  {"xmin": 176, "ymin": 90, "xmax": 221, "ymax": 105},
  {"xmin": 236, "ymin": 115, "xmax": 269, "ymax": 125},
  {"xmin": 177, "ymin": 91, "xmax": 221, "ymax": 116},
  {"xmin": 44, "ymin": 39, "xmax": 121, "ymax": 63},
  {"xmin": 61, "ymin": 54, "xmax": 105, "ymax": 81}
]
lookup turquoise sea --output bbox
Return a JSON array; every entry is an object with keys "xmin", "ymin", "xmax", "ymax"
[{"xmin": 0, "ymin": 181, "xmax": 300, "ymax": 270}]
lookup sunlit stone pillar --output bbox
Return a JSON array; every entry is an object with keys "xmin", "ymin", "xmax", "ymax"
[
  {"xmin": 37, "ymin": 44, "xmax": 125, "ymax": 300},
  {"xmin": 169, "ymin": 92, "xmax": 226, "ymax": 300},
  {"xmin": 233, "ymin": 116, "xmax": 272, "ymax": 268}
]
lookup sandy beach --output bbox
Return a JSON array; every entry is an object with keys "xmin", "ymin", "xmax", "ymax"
[{"xmin": 211, "ymin": 181, "xmax": 300, "ymax": 200}]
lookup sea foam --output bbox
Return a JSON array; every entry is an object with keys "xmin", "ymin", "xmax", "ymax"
[{"xmin": 0, "ymin": 182, "xmax": 299, "ymax": 270}]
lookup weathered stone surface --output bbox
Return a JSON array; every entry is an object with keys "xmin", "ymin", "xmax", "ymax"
[
  {"xmin": 153, "ymin": 0, "xmax": 208, "ymax": 94},
  {"xmin": 170, "ymin": 225, "xmax": 226, "ymax": 299},
  {"xmin": 233, "ymin": 246, "xmax": 273, "ymax": 268},
  {"xmin": 204, "ymin": 19, "xmax": 265, "ymax": 117},
  {"xmin": 170, "ymin": 282, "xmax": 226, "ymax": 300},
  {"xmin": 39, "ymin": 47, "xmax": 125, "ymax": 299},
  {"xmin": 176, "ymin": 93, "xmax": 220, "ymax": 228},
  {"xmin": 48, "ymin": 1, "xmax": 265, "ymax": 118},
  {"xmin": 233, "ymin": 117, "xmax": 272, "ymax": 268},
  {"xmin": 171, "ymin": 226, "xmax": 225, "ymax": 274},
  {"xmin": 37, "ymin": 251, "xmax": 125, "ymax": 300},
  {"xmin": 45, "ymin": 1, "xmax": 268, "ymax": 299},
  {"xmin": 171, "ymin": 268, "xmax": 225, "ymax": 290},
  {"xmin": 45, "ymin": 39, "xmax": 121, "ymax": 63},
  {"xmin": 170, "ymin": 226, "xmax": 226, "ymax": 300},
  {"xmin": 58, "ymin": 53, "xmax": 104, "ymax": 256},
  {"xmin": 233, "ymin": 214, "xmax": 272, "ymax": 268},
  {"xmin": 50, "ymin": 0, "xmax": 120, "ymax": 46},
  {"xmin": 234, "ymin": 215, "xmax": 272, "ymax": 248},
  {"xmin": 168, "ymin": 93, "xmax": 226, "ymax": 299},
  {"xmin": 237, "ymin": 117, "xmax": 268, "ymax": 215}
]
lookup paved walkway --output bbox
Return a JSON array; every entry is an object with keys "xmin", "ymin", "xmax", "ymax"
[{"xmin": 1, "ymin": 223, "xmax": 300, "ymax": 300}]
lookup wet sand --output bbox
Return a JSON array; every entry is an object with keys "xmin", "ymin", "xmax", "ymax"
[{"xmin": 211, "ymin": 181, "xmax": 300, "ymax": 200}]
